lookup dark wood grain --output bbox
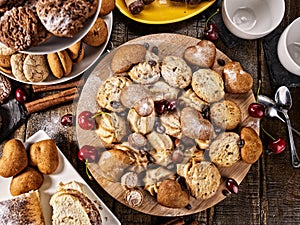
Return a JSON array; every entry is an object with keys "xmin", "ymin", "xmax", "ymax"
[{"xmin": 1, "ymin": 0, "xmax": 300, "ymax": 224}]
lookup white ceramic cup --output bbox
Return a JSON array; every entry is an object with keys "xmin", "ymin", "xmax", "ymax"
[
  {"xmin": 222, "ymin": 0, "xmax": 285, "ymax": 39},
  {"xmin": 277, "ymin": 17, "xmax": 300, "ymax": 76}
]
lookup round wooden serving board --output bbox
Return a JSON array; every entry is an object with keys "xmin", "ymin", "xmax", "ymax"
[{"xmin": 75, "ymin": 33, "xmax": 260, "ymax": 216}]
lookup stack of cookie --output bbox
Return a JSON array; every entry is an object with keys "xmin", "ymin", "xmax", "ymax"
[
  {"xmin": 0, "ymin": 0, "xmax": 113, "ymax": 82},
  {"xmin": 0, "ymin": 0, "xmax": 98, "ymax": 51},
  {"xmin": 91, "ymin": 39, "xmax": 263, "ymax": 209}
]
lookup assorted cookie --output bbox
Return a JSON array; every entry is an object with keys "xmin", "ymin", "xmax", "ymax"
[
  {"xmin": 0, "ymin": 0, "xmax": 114, "ymax": 82},
  {"xmin": 88, "ymin": 39, "xmax": 261, "ymax": 209},
  {"xmin": 0, "ymin": 0, "xmax": 98, "ymax": 51}
]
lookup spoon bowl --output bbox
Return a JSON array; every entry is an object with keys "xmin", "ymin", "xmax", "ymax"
[
  {"xmin": 275, "ymin": 86, "xmax": 300, "ymax": 168},
  {"xmin": 275, "ymin": 86, "xmax": 292, "ymax": 110}
]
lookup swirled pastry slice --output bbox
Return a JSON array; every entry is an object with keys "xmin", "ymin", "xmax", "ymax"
[{"xmin": 0, "ymin": 190, "xmax": 45, "ymax": 225}]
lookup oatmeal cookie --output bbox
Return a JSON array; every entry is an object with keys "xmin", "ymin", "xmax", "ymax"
[
  {"xmin": 23, "ymin": 55, "xmax": 49, "ymax": 82},
  {"xmin": 10, "ymin": 53, "xmax": 28, "ymax": 82}
]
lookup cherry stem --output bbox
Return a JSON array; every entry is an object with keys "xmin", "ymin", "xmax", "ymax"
[
  {"xmin": 85, "ymin": 159, "xmax": 93, "ymax": 180},
  {"xmin": 255, "ymin": 80, "xmax": 262, "ymax": 102},
  {"xmin": 92, "ymin": 110, "xmax": 110, "ymax": 118},
  {"xmin": 205, "ymin": 8, "xmax": 220, "ymax": 29},
  {"xmin": 261, "ymin": 126, "xmax": 275, "ymax": 141}
]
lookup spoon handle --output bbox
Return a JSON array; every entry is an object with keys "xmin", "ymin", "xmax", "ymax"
[
  {"xmin": 277, "ymin": 115, "xmax": 300, "ymax": 136},
  {"xmin": 282, "ymin": 110, "xmax": 300, "ymax": 168}
]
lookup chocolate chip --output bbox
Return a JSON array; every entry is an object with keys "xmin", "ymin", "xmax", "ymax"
[{"xmin": 217, "ymin": 59, "xmax": 226, "ymax": 66}]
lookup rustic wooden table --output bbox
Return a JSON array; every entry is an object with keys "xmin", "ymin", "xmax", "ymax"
[{"xmin": 3, "ymin": 0, "xmax": 300, "ymax": 224}]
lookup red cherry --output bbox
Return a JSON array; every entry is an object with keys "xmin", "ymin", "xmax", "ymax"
[
  {"xmin": 61, "ymin": 114, "xmax": 73, "ymax": 126},
  {"xmin": 78, "ymin": 145, "xmax": 99, "ymax": 163},
  {"xmin": 248, "ymin": 102, "xmax": 265, "ymax": 118},
  {"xmin": 15, "ymin": 88, "xmax": 27, "ymax": 103},
  {"xmin": 226, "ymin": 178, "xmax": 239, "ymax": 194},
  {"xmin": 268, "ymin": 137, "xmax": 286, "ymax": 154},
  {"xmin": 78, "ymin": 111, "xmax": 96, "ymax": 130},
  {"xmin": 154, "ymin": 100, "xmax": 167, "ymax": 115},
  {"xmin": 204, "ymin": 23, "xmax": 219, "ymax": 41}
]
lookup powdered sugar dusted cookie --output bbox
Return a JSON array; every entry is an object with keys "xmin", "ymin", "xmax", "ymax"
[
  {"xmin": 36, "ymin": 0, "xmax": 98, "ymax": 37},
  {"xmin": 23, "ymin": 55, "xmax": 49, "ymax": 82},
  {"xmin": 0, "ymin": 7, "xmax": 39, "ymax": 51}
]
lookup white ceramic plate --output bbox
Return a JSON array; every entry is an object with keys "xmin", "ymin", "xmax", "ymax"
[
  {"xmin": 20, "ymin": 0, "xmax": 101, "ymax": 55},
  {"xmin": 0, "ymin": 13, "xmax": 113, "ymax": 86},
  {"xmin": 0, "ymin": 130, "xmax": 121, "ymax": 225}
]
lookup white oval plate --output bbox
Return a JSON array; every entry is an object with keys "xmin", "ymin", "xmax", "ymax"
[{"xmin": 0, "ymin": 13, "xmax": 113, "ymax": 85}]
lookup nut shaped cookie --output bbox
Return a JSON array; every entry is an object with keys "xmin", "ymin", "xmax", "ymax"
[
  {"xmin": 183, "ymin": 40, "xmax": 216, "ymax": 68},
  {"xmin": 157, "ymin": 179, "xmax": 190, "ymax": 208},
  {"xmin": 240, "ymin": 127, "xmax": 263, "ymax": 164},
  {"xmin": 29, "ymin": 139, "xmax": 59, "ymax": 174},
  {"xmin": 0, "ymin": 139, "xmax": 28, "ymax": 178},
  {"xmin": 223, "ymin": 61, "xmax": 253, "ymax": 94},
  {"xmin": 10, "ymin": 167, "xmax": 44, "ymax": 196}
]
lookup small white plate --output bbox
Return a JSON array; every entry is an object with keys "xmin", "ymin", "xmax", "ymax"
[
  {"xmin": 0, "ymin": 130, "xmax": 121, "ymax": 225},
  {"xmin": 0, "ymin": 13, "xmax": 113, "ymax": 86},
  {"xmin": 19, "ymin": 0, "xmax": 101, "ymax": 55}
]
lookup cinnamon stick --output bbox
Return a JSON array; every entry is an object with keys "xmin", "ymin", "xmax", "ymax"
[
  {"xmin": 25, "ymin": 87, "xmax": 77, "ymax": 114},
  {"xmin": 32, "ymin": 79, "xmax": 82, "ymax": 92}
]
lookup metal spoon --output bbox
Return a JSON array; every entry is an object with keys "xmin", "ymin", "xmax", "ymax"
[
  {"xmin": 275, "ymin": 86, "xmax": 300, "ymax": 168},
  {"xmin": 258, "ymin": 95, "xmax": 300, "ymax": 136}
]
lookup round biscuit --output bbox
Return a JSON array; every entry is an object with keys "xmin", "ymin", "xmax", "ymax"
[
  {"xmin": 10, "ymin": 53, "xmax": 28, "ymax": 82},
  {"xmin": 23, "ymin": 55, "xmax": 49, "ymax": 82}
]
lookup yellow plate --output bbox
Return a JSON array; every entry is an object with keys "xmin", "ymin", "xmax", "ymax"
[{"xmin": 116, "ymin": 0, "xmax": 216, "ymax": 24}]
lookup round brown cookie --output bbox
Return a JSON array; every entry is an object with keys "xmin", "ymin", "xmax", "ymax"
[
  {"xmin": 0, "ymin": 7, "xmax": 39, "ymax": 51},
  {"xmin": 10, "ymin": 53, "xmax": 28, "ymax": 82},
  {"xmin": 83, "ymin": 17, "xmax": 108, "ymax": 47},
  {"xmin": 0, "ymin": 54, "xmax": 11, "ymax": 68},
  {"xmin": 23, "ymin": 55, "xmax": 49, "ymax": 82},
  {"xmin": 210, "ymin": 99, "xmax": 242, "ymax": 130},
  {"xmin": 161, "ymin": 55, "xmax": 192, "ymax": 88},
  {"xmin": 36, "ymin": 0, "xmax": 99, "ymax": 37},
  {"xmin": 10, "ymin": 167, "xmax": 44, "ymax": 196},
  {"xmin": 0, "ymin": 74, "xmax": 11, "ymax": 104},
  {"xmin": 240, "ymin": 127, "xmax": 263, "ymax": 164},
  {"xmin": 100, "ymin": 0, "xmax": 115, "ymax": 16},
  {"xmin": 209, "ymin": 132, "xmax": 241, "ymax": 167},
  {"xmin": 111, "ymin": 44, "xmax": 147, "ymax": 74}
]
